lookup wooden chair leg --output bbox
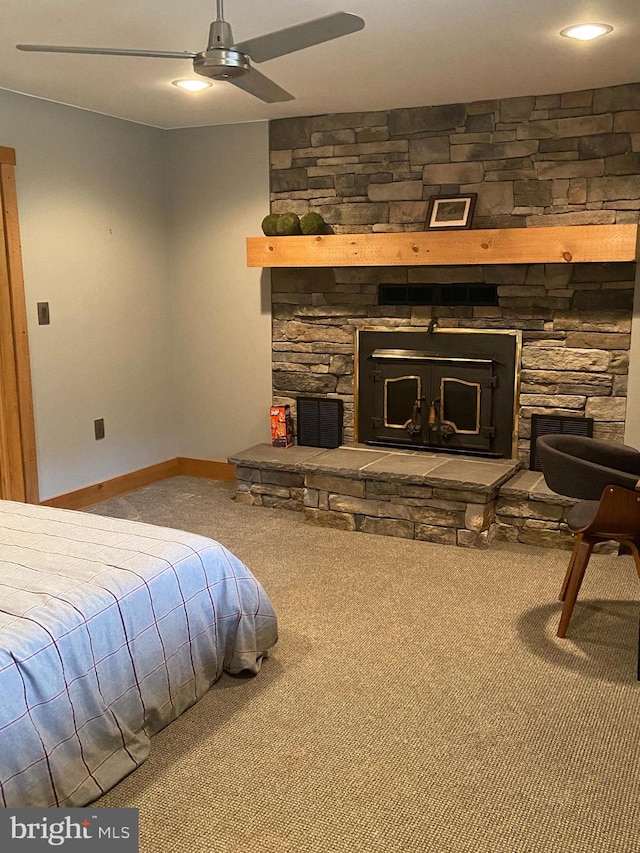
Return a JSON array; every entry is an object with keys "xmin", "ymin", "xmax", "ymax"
[
  {"xmin": 625, "ymin": 539, "xmax": 640, "ymax": 580},
  {"xmin": 557, "ymin": 537, "xmax": 594, "ymax": 638},
  {"xmin": 623, "ymin": 539, "xmax": 640, "ymax": 682},
  {"xmin": 559, "ymin": 535, "xmax": 582, "ymax": 601}
]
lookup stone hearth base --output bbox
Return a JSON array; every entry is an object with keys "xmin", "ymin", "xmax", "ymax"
[{"xmin": 229, "ymin": 444, "xmax": 579, "ymax": 550}]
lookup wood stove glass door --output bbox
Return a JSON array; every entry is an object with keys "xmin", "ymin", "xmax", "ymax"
[
  {"xmin": 430, "ymin": 363, "xmax": 495, "ymax": 452},
  {"xmin": 384, "ymin": 374, "xmax": 422, "ymax": 430},
  {"xmin": 371, "ymin": 362, "xmax": 426, "ymax": 445},
  {"xmin": 370, "ymin": 356, "xmax": 496, "ymax": 452}
]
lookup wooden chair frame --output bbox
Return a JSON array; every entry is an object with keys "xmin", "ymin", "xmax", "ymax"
[{"xmin": 558, "ymin": 484, "xmax": 640, "ymax": 638}]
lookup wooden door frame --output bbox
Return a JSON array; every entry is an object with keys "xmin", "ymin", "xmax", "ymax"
[{"xmin": 0, "ymin": 146, "xmax": 39, "ymax": 503}]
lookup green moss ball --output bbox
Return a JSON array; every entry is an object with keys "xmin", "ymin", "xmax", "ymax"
[
  {"xmin": 261, "ymin": 214, "xmax": 280, "ymax": 236},
  {"xmin": 300, "ymin": 211, "xmax": 326, "ymax": 235},
  {"xmin": 276, "ymin": 212, "xmax": 302, "ymax": 236}
]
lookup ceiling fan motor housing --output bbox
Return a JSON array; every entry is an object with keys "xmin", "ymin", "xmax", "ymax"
[
  {"xmin": 194, "ymin": 48, "xmax": 250, "ymax": 79},
  {"xmin": 195, "ymin": 18, "xmax": 250, "ymax": 79}
]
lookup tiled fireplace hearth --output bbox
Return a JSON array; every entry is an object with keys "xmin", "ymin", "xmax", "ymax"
[{"xmin": 229, "ymin": 442, "xmax": 578, "ymax": 549}]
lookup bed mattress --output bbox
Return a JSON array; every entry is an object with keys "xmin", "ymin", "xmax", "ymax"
[{"xmin": 0, "ymin": 499, "xmax": 278, "ymax": 807}]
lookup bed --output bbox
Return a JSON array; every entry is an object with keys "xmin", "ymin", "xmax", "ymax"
[{"xmin": 0, "ymin": 498, "xmax": 278, "ymax": 808}]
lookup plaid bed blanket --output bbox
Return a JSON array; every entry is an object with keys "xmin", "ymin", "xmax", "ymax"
[{"xmin": 0, "ymin": 500, "xmax": 278, "ymax": 807}]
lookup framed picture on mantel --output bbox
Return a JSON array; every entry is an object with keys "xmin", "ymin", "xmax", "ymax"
[{"xmin": 425, "ymin": 193, "xmax": 477, "ymax": 230}]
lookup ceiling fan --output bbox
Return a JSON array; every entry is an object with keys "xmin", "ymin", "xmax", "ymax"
[{"xmin": 16, "ymin": 1, "xmax": 365, "ymax": 103}]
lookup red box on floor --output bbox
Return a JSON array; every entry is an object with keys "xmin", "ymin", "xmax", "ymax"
[{"xmin": 270, "ymin": 405, "xmax": 293, "ymax": 448}]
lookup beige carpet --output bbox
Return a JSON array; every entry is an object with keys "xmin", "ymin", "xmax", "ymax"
[{"xmin": 88, "ymin": 476, "xmax": 640, "ymax": 853}]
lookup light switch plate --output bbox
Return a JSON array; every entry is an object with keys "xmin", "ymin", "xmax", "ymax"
[{"xmin": 37, "ymin": 302, "xmax": 50, "ymax": 325}]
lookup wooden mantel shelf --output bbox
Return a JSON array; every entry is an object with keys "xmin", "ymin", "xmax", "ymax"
[{"xmin": 246, "ymin": 224, "xmax": 638, "ymax": 268}]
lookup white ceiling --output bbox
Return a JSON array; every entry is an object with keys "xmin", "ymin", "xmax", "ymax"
[{"xmin": 2, "ymin": 1, "xmax": 639, "ymax": 130}]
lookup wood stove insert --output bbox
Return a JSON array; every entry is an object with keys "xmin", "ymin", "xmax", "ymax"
[{"xmin": 356, "ymin": 328, "xmax": 521, "ymax": 458}]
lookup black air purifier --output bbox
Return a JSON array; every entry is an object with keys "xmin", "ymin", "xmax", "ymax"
[{"xmin": 297, "ymin": 397, "xmax": 343, "ymax": 448}]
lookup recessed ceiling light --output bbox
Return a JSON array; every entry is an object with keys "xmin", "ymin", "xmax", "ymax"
[
  {"xmin": 171, "ymin": 79, "xmax": 213, "ymax": 92},
  {"xmin": 560, "ymin": 23, "xmax": 613, "ymax": 41}
]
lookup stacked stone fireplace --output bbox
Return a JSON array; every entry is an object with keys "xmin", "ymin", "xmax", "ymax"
[
  {"xmin": 232, "ymin": 81, "xmax": 638, "ymax": 549},
  {"xmin": 268, "ymin": 82, "xmax": 639, "ymax": 461}
]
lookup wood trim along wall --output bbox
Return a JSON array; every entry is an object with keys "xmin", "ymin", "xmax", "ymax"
[
  {"xmin": 176, "ymin": 457, "xmax": 237, "ymax": 482},
  {"xmin": 41, "ymin": 457, "xmax": 237, "ymax": 510},
  {"xmin": 0, "ymin": 148, "xmax": 17, "ymax": 166},
  {"xmin": 0, "ymin": 147, "xmax": 39, "ymax": 503}
]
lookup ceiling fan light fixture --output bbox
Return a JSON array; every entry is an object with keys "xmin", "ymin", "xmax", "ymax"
[
  {"xmin": 559, "ymin": 23, "xmax": 613, "ymax": 41},
  {"xmin": 171, "ymin": 78, "xmax": 213, "ymax": 92}
]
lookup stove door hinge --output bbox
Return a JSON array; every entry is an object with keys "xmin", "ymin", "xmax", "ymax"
[
  {"xmin": 372, "ymin": 370, "xmax": 383, "ymax": 382},
  {"xmin": 481, "ymin": 426, "xmax": 496, "ymax": 438},
  {"xmin": 372, "ymin": 417, "xmax": 383, "ymax": 429},
  {"xmin": 482, "ymin": 376, "xmax": 498, "ymax": 389}
]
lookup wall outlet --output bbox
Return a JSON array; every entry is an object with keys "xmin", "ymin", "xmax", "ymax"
[{"xmin": 94, "ymin": 418, "xmax": 105, "ymax": 440}]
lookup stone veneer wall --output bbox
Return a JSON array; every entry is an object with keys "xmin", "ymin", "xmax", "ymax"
[{"xmin": 268, "ymin": 83, "xmax": 640, "ymax": 461}]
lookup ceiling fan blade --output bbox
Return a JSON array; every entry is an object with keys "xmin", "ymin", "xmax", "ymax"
[
  {"xmin": 16, "ymin": 44, "xmax": 197, "ymax": 59},
  {"xmin": 233, "ymin": 12, "xmax": 364, "ymax": 63},
  {"xmin": 228, "ymin": 67, "xmax": 294, "ymax": 103}
]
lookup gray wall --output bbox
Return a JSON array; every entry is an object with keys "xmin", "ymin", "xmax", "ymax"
[
  {"xmin": 167, "ymin": 123, "xmax": 272, "ymax": 462},
  {"xmin": 626, "ymin": 274, "xmax": 640, "ymax": 446},
  {"xmin": 0, "ymin": 90, "xmax": 271, "ymax": 500},
  {"xmin": 0, "ymin": 89, "xmax": 176, "ymax": 500}
]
